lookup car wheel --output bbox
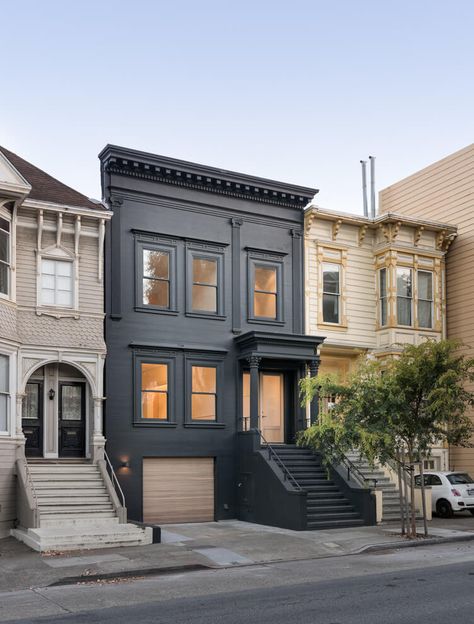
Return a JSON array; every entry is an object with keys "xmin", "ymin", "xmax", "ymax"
[{"xmin": 436, "ymin": 500, "xmax": 454, "ymax": 518}]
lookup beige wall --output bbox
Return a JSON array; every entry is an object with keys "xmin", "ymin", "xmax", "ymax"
[
  {"xmin": 0, "ymin": 439, "xmax": 17, "ymax": 538},
  {"xmin": 380, "ymin": 144, "xmax": 474, "ymax": 472}
]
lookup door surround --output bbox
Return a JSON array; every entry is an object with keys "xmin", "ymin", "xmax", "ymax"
[{"xmin": 242, "ymin": 370, "xmax": 285, "ymax": 443}]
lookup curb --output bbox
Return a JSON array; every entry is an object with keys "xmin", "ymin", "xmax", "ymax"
[
  {"xmin": 357, "ymin": 532, "xmax": 474, "ymax": 554},
  {"xmin": 47, "ymin": 563, "xmax": 211, "ymax": 587}
]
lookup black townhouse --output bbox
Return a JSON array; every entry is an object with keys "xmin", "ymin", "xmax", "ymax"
[{"xmin": 99, "ymin": 146, "xmax": 371, "ymax": 531}]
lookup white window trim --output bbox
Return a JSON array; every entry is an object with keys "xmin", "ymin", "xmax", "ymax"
[
  {"xmin": 416, "ymin": 269, "xmax": 434, "ymax": 330},
  {"xmin": 36, "ymin": 245, "xmax": 79, "ymax": 314},
  {"xmin": 0, "ymin": 349, "xmax": 16, "ymax": 437},
  {"xmin": 0, "ymin": 204, "xmax": 13, "ymax": 302}
]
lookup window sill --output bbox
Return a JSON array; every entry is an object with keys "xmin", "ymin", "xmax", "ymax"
[
  {"xmin": 184, "ymin": 422, "xmax": 226, "ymax": 429},
  {"xmin": 318, "ymin": 322, "xmax": 348, "ymax": 331},
  {"xmin": 135, "ymin": 306, "xmax": 179, "ymax": 316},
  {"xmin": 36, "ymin": 307, "xmax": 80, "ymax": 319},
  {"xmin": 247, "ymin": 318, "xmax": 285, "ymax": 327},
  {"xmin": 133, "ymin": 421, "xmax": 177, "ymax": 428},
  {"xmin": 185, "ymin": 312, "xmax": 227, "ymax": 321}
]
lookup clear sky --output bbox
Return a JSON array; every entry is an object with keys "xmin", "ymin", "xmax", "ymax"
[{"xmin": 2, "ymin": 0, "xmax": 473, "ymax": 213}]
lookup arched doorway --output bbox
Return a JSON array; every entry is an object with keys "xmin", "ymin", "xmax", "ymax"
[{"xmin": 23, "ymin": 363, "xmax": 89, "ymax": 458}]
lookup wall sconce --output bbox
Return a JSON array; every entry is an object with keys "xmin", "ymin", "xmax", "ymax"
[
  {"xmin": 48, "ymin": 389, "xmax": 55, "ymax": 400},
  {"xmin": 120, "ymin": 460, "xmax": 130, "ymax": 469}
]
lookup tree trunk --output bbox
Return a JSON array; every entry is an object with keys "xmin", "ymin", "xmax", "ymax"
[
  {"xmin": 396, "ymin": 447, "xmax": 406, "ymax": 536},
  {"xmin": 401, "ymin": 448, "xmax": 412, "ymax": 538},
  {"xmin": 419, "ymin": 456, "xmax": 429, "ymax": 537},
  {"xmin": 408, "ymin": 446, "xmax": 417, "ymax": 538}
]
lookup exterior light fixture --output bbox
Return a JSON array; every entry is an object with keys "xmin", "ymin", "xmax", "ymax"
[
  {"xmin": 48, "ymin": 389, "xmax": 55, "ymax": 400},
  {"xmin": 120, "ymin": 460, "xmax": 130, "ymax": 469}
]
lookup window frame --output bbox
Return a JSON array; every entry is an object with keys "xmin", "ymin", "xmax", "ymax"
[
  {"xmin": 247, "ymin": 256, "xmax": 284, "ymax": 325},
  {"xmin": 133, "ymin": 354, "xmax": 177, "ymax": 427},
  {"xmin": 184, "ymin": 355, "xmax": 225, "ymax": 428},
  {"xmin": 39, "ymin": 257, "xmax": 75, "ymax": 308},
  {"xmin": 0, "ymin": 353, "xmax": 10, "ymax": 435},
  {"xmin": 396, "ymin": 266, "xmax": 413, "ymax": 327},
  {"xmin": 379, "ymin": 267, "xmax": 388, "ymax": 327},
  {"xmin": 417, "ymin": 269, "xmax": 434, "ymax": 329},
  {"xmin": 135, "ymin": 238, "xmax": 177, "ymax": 315},
  {"xmin": 186, "ymin": 244, "xmax": 225, "ymax": 319},
  {"xmin": 0, "ymin": 212, "xmax": 11, "ymax": 301},
  {"xmin": 321, "ymin": 262, "xmax": 341, "ymax": 325}
]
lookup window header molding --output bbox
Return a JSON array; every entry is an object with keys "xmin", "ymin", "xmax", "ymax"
[{"xmin": 245, "ymin": 247, "xmax": 287, "ymax": 262}]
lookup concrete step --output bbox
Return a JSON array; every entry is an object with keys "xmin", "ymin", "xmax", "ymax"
[
  {"xmin": 30, "ymin": 473, "xmax": 103, "ymax": 481},
  {"xmin": 307, "ymin": 497, "xmax": 352, "ymax": 507},
  {"xmin": 307, "ymin": 504, "xmax": 355, "ymax": 514},
  {"xmin": 307, "ymin": 511, "xmax": 361, "ymax": 521},
  {"xmin": 306, "ymin": 491, "xmax": 346, "ymax": 500},
  {"xmin": 35, "ymin": 488, "xmax": 108, "ymax": 496},
  {"xmin": 34, "ymin": 481, "xmax": 106, "ymax": 490},
  {"xmin": 307, "ymin": 519, "xmax": 365, "ymax": 530},
  {"xmin": 39, "ymin": 515, "xmax": 120, "ymax": 527},
  {"xmin": 37, "ymin": 496, "xmax": 112, "ymax": 505}
]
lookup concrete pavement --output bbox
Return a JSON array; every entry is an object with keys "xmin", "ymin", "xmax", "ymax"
[{"xmin": 1, "ymin": 516, "xmax": 474, "ymax": 593}]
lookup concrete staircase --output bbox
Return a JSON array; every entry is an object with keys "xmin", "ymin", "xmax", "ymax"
[
  {"xmin": 345, "ymin": 452, "xmax": 410, "ymax": 522},
  {"xmin": 271, "ymin": 445, "xmax": 365, "ymax": 530},
  {"xmin": 12, "ymin": 460, "xmax": 152, "ymax": 551}
]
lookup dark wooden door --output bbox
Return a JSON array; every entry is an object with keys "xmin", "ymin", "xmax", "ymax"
[
  {"xmin": 23, "ymin": 382, "xmax": 43, "ymax": 457},
  {"xmin": 58, "ymin": 382, "xmax": 85, "ymax": 457}
]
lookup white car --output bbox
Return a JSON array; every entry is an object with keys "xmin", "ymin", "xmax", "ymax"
[{"xmin": 414, "ymin": 471, "xmax": 474, "ymax": 518}]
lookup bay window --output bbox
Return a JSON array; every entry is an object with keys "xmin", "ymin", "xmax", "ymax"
[
  {"xmin": 396, "ymin": 267, "xmax": 412, "ymax": 326},
  {"xmin": 322, "ymin": 263, "xmax": 340, "ymax": 324},
  {"xmin": 379, "ymin": 267, "xmax": 388, "ymax": 326},
  {"xmin": 0, "ymin": 354, "xmax": 9, "ymax": 433},
  {"xmin": 0, "ymin": 216, "xmax": 10, "ymax": 297},
  {"xmin": 417, "ymin": 270, "xmax": 433, "ymax": 329}
]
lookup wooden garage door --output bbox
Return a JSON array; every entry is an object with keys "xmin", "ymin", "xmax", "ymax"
[{"xmin": 143, "ymin": 457, "xmax": 214, "ymax": 524}]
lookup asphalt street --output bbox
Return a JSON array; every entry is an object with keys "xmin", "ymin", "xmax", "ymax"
[{"xmin": 4, "ymin": 542, "xmax": 474, "ymax": 623}]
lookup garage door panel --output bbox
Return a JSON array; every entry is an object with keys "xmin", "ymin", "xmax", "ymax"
[{"xmin": 143, "ymin": 457, "xmax": 214, "ymax": 524}]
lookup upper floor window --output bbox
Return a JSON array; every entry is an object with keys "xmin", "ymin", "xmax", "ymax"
[
  {"xmin": 396, "ymin": 267, "xmax": 412, "ymax": 326},
  {"xmin": 143, "ymin": 248, "xmax": 170, "ymax": 308},
  {"xmin": 0, "ymin": 217, "xmax": 10, "ymax": 298},
  {"xmin": 192, "ymin": 257, "xmax": 218, "ymax": 313},
  {"xmin": 191, "ymin": 365, "xmax": 217, "ymax": 421},
  {"xmin": 418, "ymin": 270, "xmax": 433, "ymax": 329},
  {"xmin": 254, "ymin": 265, "xmax": 277, "ymax": 319},
  {"xmin": 40, "ymin": 259, "xmax": 73, "ymax": 307},
  {"xmin": 322, "ymin": 263, "xmax": 340, "ymax": 324},
  {"xmin": 379, "ymin": 268, "xmax": 388, "ymax": 326},
  {"xmin": 0, "ymin": 354, "xmax": 9, "ymax": 433},
  {"xmin": 141, "ymin": 362, "xmax": 168, "ymax": 420}
]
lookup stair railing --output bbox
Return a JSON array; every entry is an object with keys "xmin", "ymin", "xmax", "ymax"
[
  {"xmin": 327, "ymin": 446, "xmax": 377, "ymax": 489},
  {"xmin": 104, "ymin": 450, "xmax": 126, "ymax": 508},
  {"xmin": 258, "ymin": 430, "xmax": 302, "ymax": 491},
  {"xmin": 24, "ymin": 459, "xmax": 38, "ymax": 507}
]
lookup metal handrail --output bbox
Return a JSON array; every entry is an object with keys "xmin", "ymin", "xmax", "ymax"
[
  {"xmin": 104, "ymin": 450, "xmax": 126, "ymax": 508},
  {"xmin": 328, "ymin": 447, "xmax": 377, "ymax": 489},
  {"xmin": 258, "ymin": 430, "xmax": 302, "ymax": 491},
  {"xmin": 24, "ymin": 459, "xmax": 38, "ymax": 507}
]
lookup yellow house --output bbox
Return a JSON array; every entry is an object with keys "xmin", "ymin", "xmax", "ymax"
[
  {"xmin": 380, "ymin": 144, "xmax": 474, "ymax": 473},
  {"xmin": 304, "ymin": 204, "xmax": 456, "ymax": 470}
]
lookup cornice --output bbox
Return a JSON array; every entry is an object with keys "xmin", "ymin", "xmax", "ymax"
[{"xmin": 101, "ymin": 147, "xmax": 316, "ymax": 209}]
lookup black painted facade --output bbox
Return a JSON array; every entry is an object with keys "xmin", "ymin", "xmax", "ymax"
[{"xmin": 99, "ymin": 145, "xmax": 322, "ymax": 523}]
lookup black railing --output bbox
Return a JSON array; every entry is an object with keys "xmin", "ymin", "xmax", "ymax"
[
  {"xmin": 328, "ymin": 447, "xmax": 378, "ymax": 489},
  {"xmin": 258, "ymin": 429, "xmax": 302, "ymax": 491}
]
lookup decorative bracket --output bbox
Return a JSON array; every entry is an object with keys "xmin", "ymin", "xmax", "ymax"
[
  {"xmin": 332, "ymin": 219, "xmax": 342, "ymax": 241},
  {"xmin": 414, "ymin": 225, "xmax": 424, "ymax": 246},
  {"xmin": 358, "ymin": 224, "xmax": 368, "ymax": 246}
]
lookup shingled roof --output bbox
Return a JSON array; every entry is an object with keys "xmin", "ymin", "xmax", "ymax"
[{"xmin": 0, "ymin": 146, "xmax": 103, "ymax": 211}]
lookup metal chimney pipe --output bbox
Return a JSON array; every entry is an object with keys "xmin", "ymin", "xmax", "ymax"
[
  {"xmin": 369, "ymin": 155, "xmax": 376, "ymax": 218},
  {"xmin": 360, "ymin": 160, "xmax": 368, "ymax": 218}
]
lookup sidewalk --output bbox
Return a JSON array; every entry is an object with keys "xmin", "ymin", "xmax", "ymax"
[{"xmin": 1, "ymin": 516, "xmax": 474, "ymax": 593}]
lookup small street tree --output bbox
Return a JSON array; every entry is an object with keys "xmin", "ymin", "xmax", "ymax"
[{"xmin": 300, "ymin": 339, "xmax": 474, "ymax": 538}]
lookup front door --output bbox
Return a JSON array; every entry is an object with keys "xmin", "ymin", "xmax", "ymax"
[
  {"xmin": 260, "ymin": 373, "xmax": 284, "ymax": 443},
  {"xmin": 58, "ymin": 382, "xmax": 85, "ymax": 457},
  {"xmin": 23, "ymin": 382, "xmax": 43, "ymax": 457}
]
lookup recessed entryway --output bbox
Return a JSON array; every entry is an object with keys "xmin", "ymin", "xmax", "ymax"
[
  {"xmin": 242, "ymin": 372, "xmax": 285, "ymax": 443},
  {"xmin": 143, "ymin": 457, "xmax": 215, "ymax": 524}
]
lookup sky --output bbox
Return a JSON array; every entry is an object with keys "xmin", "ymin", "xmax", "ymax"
[{"xmin": 2, "ymin": 0, "xmax": 474, "ymax": 214}]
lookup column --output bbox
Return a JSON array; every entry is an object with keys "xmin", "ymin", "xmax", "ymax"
[
  {"xmin": 92, "ymin": 397, "xmax": 105, "ymax": 461},
  {"xmin": 291, "ymin": 229, "xmax": 304, "ymax": 334},
  {"xmin": 308, "ymin": 357, "xmax": 320, "ymax": 426},
  {"xmin": 247, "ymin": 355, "xmax": 261, "ymax": 431},
  {"xmin": 15, "ymin": 393, "xmax": 25, "ymax": 438},
  {"xmin": 231, "ymin": 217, "xmax": 243, "ymax": 334}
]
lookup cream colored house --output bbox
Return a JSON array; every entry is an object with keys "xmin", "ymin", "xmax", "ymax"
[
  {"xmin": 0, "ymin": 147, "xmax": 150, "ymax": 549},
  {"xmin": 380, "ymin": 144, "xmax": 474, "ymax": 473},
  {"xmin": 304, "ymin": 204, "xmax": 456, "ymax": 470}
]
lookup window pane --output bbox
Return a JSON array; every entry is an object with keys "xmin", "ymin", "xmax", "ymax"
[
  {"xmin": 193, "ymin": 258, "xmax": 217, "ymax": 286},
  {"xmin": 143, "ymin": 250, "xmax": 169, "ymax": 280},
  {"xmin": 192, "ymin": 394, "xmax": 216, "ymax": 420},
  {"xmin": 397, "ymin": 297, "xmax": 412, "ymax": 325},
  {"xmin": 323, "ymin": 264, "xmax": 340, "ymax": 294},
  {"xmin": 418, "ymin": 300, "xmax": 432, "ymax": 328},
  {"xmin": 323, "ymin": 293, "xmax": 339, "ymax": 323},
  {"xmin": 42, "ymin": 274, "xmax": 55, "ymax": 289},
  {"xmin": 255, "ymin": 266, "xmax": 276, "ymax": 293},
  {"xmin": 418, "ymin": 271, "xmax": 433, "ymax": 300},
  {"xmin": 142, "ymin": 363, "xmax": 168, "ymax": 391},
  {"xmin": 0, "ymin": 230, "xmax": 8, "ymax": 263},
  {"xmin": 142, "ymin": 391, "xmax": 167, "ymax": 420},
  {"xmin": 254, "ymin": 292, "xmax": 277, "ymax": 318},
  {"xmin": 57, "ymin": 290, "xmax": 73, "ymax": 306},
  {"xmin": 143, "ymin": 278, "xmax": 169, "ymax": 307},
  {"xmin": 0, "ymin": 355, "xmax": 8, "ymax": 392},
  {"xmin": 57, "ymin": 276, "xmax": 72, "ymax": 291},
  {"xmin": 61, "ymin": 386, "xmax": 82, "ymax": 421},
  {"xmin": 0, "ymin": 217, "xmax": 9, "ymax": 233},
  {"xmin": 192, "ymin": 366, "xmax": 216, "ymax": 393},
  {"xmin": 397, "ymin": 268, "xmax": 412, "ymax": 297},
  {"xmin": 379, "ymin": 268, "xmax": 387, "ymax": 298},
  {"xmin": 380, "ymin": 297, "xmax": 387, "ymax": 326},
  {"xmin": 0, "ymin": 263, "xmax": 8, "ymax": 295},
  {"xmin": 0, "ymin": 394, "xmax": 7, "ymax": 431},
  {"xmin": 192, "ymin": 284, "xmax": 217, "ymax": 312},
  {"xmin": 56, "ymin": 261, "xmax": 72, "ymax": 277},
  {"xmin": 24, "ymin": 384, "xmax": 40, "ymax": 420},
  {"xmin": 42, "ymin": 289, "xmax": 55, "ymax": 305},
  {"xmin": 42, "ymin": 260, "xmax": 55, "ymax": 275}
]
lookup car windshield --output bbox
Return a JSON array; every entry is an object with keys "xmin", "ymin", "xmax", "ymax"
[{"xmin": 447, "ymin": 473, "xmax": 474, "ymax": 485}]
